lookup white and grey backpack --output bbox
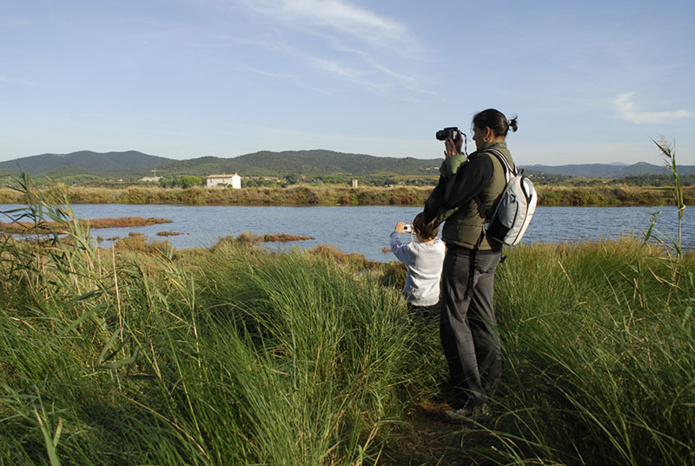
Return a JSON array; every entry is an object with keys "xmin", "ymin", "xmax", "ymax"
[{"xmin": 484, "ymin": 149, "xmax": 537, "ymax": 246}]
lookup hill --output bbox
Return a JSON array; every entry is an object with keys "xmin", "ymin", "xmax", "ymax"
[
  {"xmin": 0, "ymin": 150, "xmax": 175, "ymax": 176},
  {"xmin": 157, "ymin": 150, "xmax": 442, "ymax": 177},
  {"xmin": 2, "ymin": 149, "xmax": 694, "ymax": 181}
]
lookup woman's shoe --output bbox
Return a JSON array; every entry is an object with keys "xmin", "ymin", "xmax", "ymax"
[{"xmin": 443, "ymin": 403, "xmax": 490, "ymax": 423}]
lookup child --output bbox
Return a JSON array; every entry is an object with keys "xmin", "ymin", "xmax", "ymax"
[{"xmin": 390, "ymin": 212, "xmax": 446, "ymax": 317}]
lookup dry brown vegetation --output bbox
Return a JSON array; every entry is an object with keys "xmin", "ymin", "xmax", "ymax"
[
  {"xmin": 156, "ymin": 231, "xmax": 182, "ymax": 237},
  {"xmin": 214, "ymin": 231, "xmax": 315, "ymax": 247},
  {"xmin": 262, "ymin": 233, "xmax": 315, "ymax": 242},
  {"xmin": 0, "ymin": 216, "xmax": 172, "ymax": 234}
]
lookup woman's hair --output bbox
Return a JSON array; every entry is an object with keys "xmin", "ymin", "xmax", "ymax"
[
  {"xmin": 413, "ymin": 212, "xmax": 439, "ymax": 240},
  {"xmin": 472, "ymin": 108, "xmax": 518, "ymax": 138}
]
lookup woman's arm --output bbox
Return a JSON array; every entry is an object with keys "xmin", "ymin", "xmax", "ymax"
[{"xmin": 439, "ymin": 153, "xmax": 494, "ymax": 209}]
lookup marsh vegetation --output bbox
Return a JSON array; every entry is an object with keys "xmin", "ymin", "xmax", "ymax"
[
  {"xmin": 1, "ymin": 182, "xmax": 694, "ymax": 208},
  {"xmin": 0, "ymin": 216, "xmax": 171, "ymax": 235},
  {"xmin": 1, "ymin": 168, "xmax": 694, "ymax": 465}
]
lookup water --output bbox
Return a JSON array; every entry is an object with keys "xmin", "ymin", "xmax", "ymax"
[{"xmin": 2, "ymin": 204, "xmax": 692, "ymax": 262}]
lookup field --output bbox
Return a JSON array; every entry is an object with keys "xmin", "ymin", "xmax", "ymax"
[{"xmin": 1, "ymin": 181, "xmax": 694, "ymax": 465}]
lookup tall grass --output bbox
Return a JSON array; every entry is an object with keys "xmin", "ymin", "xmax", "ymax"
[
  {"xmin": 487, "ymin": 137, "xmax": 694, "ymax": 465},
  {"xmin": 492, "ymin": 240, "xmax": 695, "ymax": 464},
  {"xmin": 0, "ymin": 175, "xmax": 429, "ymax": 464},
  {"xmin": 1, "ymin": 172, "xmax": 693, "ymax": 464}
]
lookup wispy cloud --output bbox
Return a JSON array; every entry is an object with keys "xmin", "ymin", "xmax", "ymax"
[
  {"xmin": 233, "ymin": 63, "xmax": 331, "ymax": 94},
  {"xmin": 0, "ymin": 75, "xmax": 44, "ymax": 89},
  {"xmin": 612, "ymin": 92, "xmax": 691, "ymax": 124},
  {"xmin": 243, "ymin": 0, "xmax": 412, "ymax": 51},
  {"xmin": 323, "ymin": 39, "xmax": 431, "ymax": 95},
  {"xmin": 202, "ymin": 0, "xmax": 426, "ymax": 99},
  {"xmin": 307, "ymin": 56, "xmax": 428, "ymax": 102}
]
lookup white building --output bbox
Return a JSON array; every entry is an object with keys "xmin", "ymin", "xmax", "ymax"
[
  {"xmin": 142, "ymin": 169, "xmax": 161, "ymax": 183},
  {"xmin": 206, "ymin": 173, "xmax": 241, "ymax": 189}
]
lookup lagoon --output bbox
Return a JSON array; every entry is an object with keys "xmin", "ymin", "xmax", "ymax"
[{"xmin": 2, "ymin": 204, "xmax": 692, "ymax": 262}]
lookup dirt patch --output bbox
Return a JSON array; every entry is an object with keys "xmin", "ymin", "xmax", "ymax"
[{"xmin": 380, "ymin": 401, "xmax": 510, "ymax": 465}]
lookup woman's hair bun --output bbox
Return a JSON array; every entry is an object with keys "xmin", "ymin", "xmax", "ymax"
[
  {"xmin": 508, "ymin": 116, "xmax": 518, "ymax": 133},
  {"xmin": 473, "ymin": 109, "xmax": 518, "ymax": 137}
]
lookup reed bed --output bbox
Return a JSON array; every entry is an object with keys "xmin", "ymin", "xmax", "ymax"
[
  {"xmin": 1, "ymin": 174, "xmax": 693, "ymax": 464},
  {"xmin": 3, "ymin": 183, "xmax": 694, "ymax": 207},
  {"xmin": 0, "ymin": 184, "xmax": 433, "ymax": 207}
]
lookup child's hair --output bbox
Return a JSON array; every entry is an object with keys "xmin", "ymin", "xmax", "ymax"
[{"xmin": 413, "ymin": 213, "xmax": 439, "ymax": 240}]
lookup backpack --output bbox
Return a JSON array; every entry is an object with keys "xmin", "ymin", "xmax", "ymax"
[{"xmin": 483, "ymin": 149, "xmax": 537, "ymax": 246}]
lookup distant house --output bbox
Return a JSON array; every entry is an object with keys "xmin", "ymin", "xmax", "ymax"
[
  {"xmin": 141, "ymin": 168, "xmax": 160, "ymax": 183},
  {"xmin": 351, "ymin": 179, "xmax": 359, "ymax": 188},
  {"xmin": 206, "ymin": 173, "xmax": 241, "ymax": 189}
]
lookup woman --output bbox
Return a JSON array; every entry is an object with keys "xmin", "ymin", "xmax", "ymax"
[{"xmin": 421, "ymin": 108, "xmax": 518, "ymax": 421}]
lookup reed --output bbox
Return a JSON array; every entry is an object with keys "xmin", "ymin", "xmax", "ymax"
[{"xmin": 647, "ymin": 136, "xmax": 686, "ymax": 257}]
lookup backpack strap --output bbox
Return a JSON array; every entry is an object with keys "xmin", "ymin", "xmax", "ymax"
[
  {"xmin": 472, "ymin": 148, "xmax": 519, "ymax": 251},
  {"xmin": 473, "ymin": 148, "xmax": 513, "ymax": 220},
  {"xmin": 485, "ymin": 148, "xmax": 516, "ymax": 181}
]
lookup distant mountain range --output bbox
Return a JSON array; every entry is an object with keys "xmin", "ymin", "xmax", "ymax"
[
  {"xmin": 525, "ymin": 162, "xmax": 695, "ymax": 177},
  {"xmin": 1, "ymin": 150, "xmax": 693, "ymax": 179},
  {"xmin": 0, "ymin": 150, "xmax": 443, "ymax": 179}
]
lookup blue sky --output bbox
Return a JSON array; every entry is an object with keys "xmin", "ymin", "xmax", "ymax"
[{"xmin": 1, "ymin": 0, "xmax": 693, "ymax": 166}]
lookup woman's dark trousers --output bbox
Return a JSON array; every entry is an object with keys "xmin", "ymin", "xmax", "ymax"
[{"xmin": 440, "ymin": 246, "xmax": 502, "ymax": 408}]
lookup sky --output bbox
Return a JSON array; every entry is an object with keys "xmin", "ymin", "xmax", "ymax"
[{"xmin": 1, "ymin": 0, "xmax": 694, "ymax": 166}]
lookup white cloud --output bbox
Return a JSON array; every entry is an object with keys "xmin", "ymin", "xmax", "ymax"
[
  {"xmin": 245, "ymin": 0, "xmax": 409, "ymax": 50},
  {"xmin": 612, "ymin": 91, "xmax": 691, "ymax": 124},
  {"xmin": 205, "ymin": 0, "xmax": 426, "ymax": 99}
]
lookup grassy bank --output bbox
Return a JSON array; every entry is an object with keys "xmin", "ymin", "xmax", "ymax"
[
  {"xmin": 1, "ymin": 185, "xmax": 694, "ymax": 464},
  {"xmin": 536, "ymin": 183, "xmax": 695, "ymax": 206},
  {"xmin": 1, "ymin": 183, "xmax": 693, "ymax": 207},
  {"xmin": 0, "ymin": 184, "xmax": 431, "ymax": 207}
]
